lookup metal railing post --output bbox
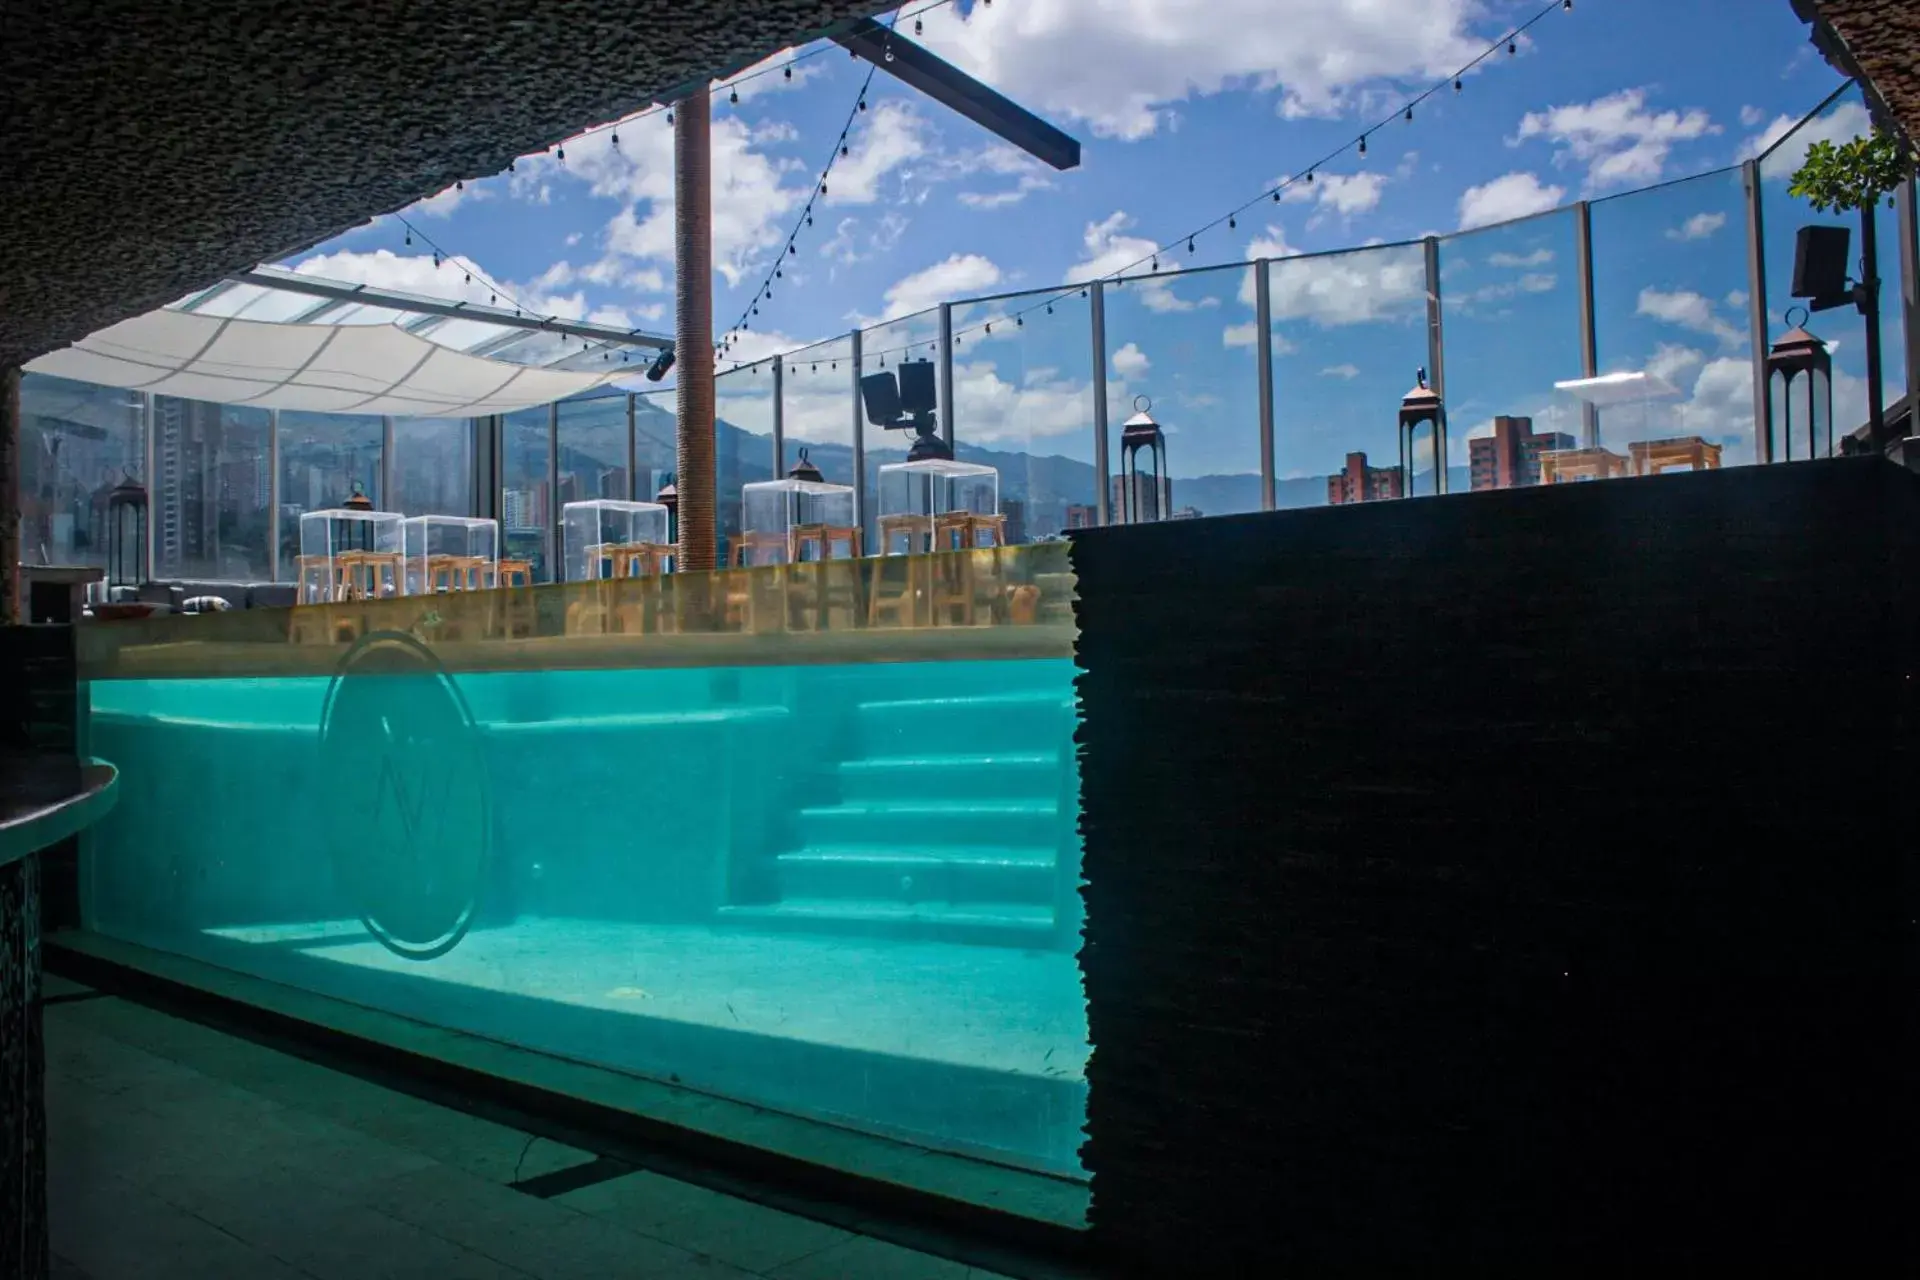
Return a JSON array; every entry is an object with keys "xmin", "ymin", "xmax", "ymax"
[
  {"xmin": 380, "ymin": 415, "xmax": 395, "ymax": 508},
  {"xmin": 1422, "ymin": 237, "xmax": 1447, "ymax": 493},
  {"xmin": 1255, "ymin": 260, "xmax": 1275, "ymax": 511},
  {"xmin": 625, "ymin": 393, "xmax": 638, "ymax": 500},
  {"xmin": 547, "ymin": 401, "xmax": 560, "ymax": 580},
  {"xmin": 1743, "ymin": 159, "xmax": 1774, "ymax": 463},
  {"xmin": 1574, "ymin": 200, "xmax": 1599, "ymax": 449},
  {"xmin": 938, "ymin": 303, "xmax": 955, "ymax": 449},
  {"xmin": 267, "ymin": 409, "xmax": 281, "ymax": 581},
  {"xmin": 1899, "ymin": 176, "xmax": 1920, "ymax": 424},
  {"xmin": 1090, "ymin": 282, "xmax": 1111, "ymax": 524},
  {"xmin": 771, "ymin": 356, "xmax": 785, "ymax": 477},
  {"xmin": 850, "ymin": 329, "xmax": 866, "ymax": 533}
]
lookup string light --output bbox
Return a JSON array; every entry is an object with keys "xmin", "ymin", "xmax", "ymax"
[
  {"xmin": 841, "ymin": 0, "xmax": 1576, "ymax": 368},
  {"xmin": 730, "ymin": 87, "xmax": 739, "ymax": 105}
]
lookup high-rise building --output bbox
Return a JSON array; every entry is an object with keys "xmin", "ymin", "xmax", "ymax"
[
  {"xmin": 1112, "ymin": 472, "xmax": 1172, "ymax": 522},
  {"xmin": 1469, "ymin": 415, "xmax": 1577, "ymax": 491},
  {"xmin": 1065, "ymin": 503, "xmax": 1099, "ymax": 530},
  {"xmin": 1001, "ymin": 498, "xmax": 1027, "ymax": 546},
  {"xmin": 1326, "ymin": 452, "xmax": 1403, "ymax": 505}
]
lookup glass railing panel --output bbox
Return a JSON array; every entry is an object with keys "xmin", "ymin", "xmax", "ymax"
[
  {"xmin": 17, "ymin": 373, "xmax": 145, "ymax": 573},
  {"xmin": 948, "ymin": 287, "xmax": 1098, "ymax": 540},
  {"xmin": 1439, "ymin": 209, "xmax": 1584, "ymax": 494},
  {"xmin": 1588, "ymin": 168, "xmax": 1754, "ymax": 471},
  {"xmin": 781, "ymin": 335, "xmax": 857, "ymax": 486},
  {"xmin": 500, "ymin": 407, "xmax": 552, "ymax": 581},
  {"xmin": 1100, "ymin": 263, "xmax": 1263, "ymax": 519},
  {"xmin": 856, "ymin": 308, "xmax": 944, "ymax": 552},
  {"xmin": 714, "ymin": 360, "xmax": 780, "ymax": 565},
  {"xmin": 278, "ymin": 411, "xmax": 383, "ymax": 579},
  {"xmin": 1268, "ymin": 242, "xmax": 1430, "ymax": 507},
  {"xmin": 147, "ymin": 397, "xmax": 274, "ymax": 583},
  {"xmin": 553, "ymin": 395, "xmax": 632, "ymax": 581},
  {"xmin": 632, "ymin": 388, "xmax": 677, "ymax": 502},
  {"xmin": 390, "ymin": 417, "xmax": 473, "ymax": 518},
  {"xmin": 1757, "ymin": 83, "xmax": 1905, "ymax": 458}
]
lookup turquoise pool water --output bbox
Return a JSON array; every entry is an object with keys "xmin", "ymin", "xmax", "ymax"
[{"xmin": 82, "ymin": 653, "xmax": 1090, "ymax": 1180}]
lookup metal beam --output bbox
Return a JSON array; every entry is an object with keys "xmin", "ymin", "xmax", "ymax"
[
  {"xmin": 850, "ymin": 329, "xmax": 867, "ymax": 535},
  {"xmin": 833, "ymin": 18, "xmax": 1081, "ymax": 171},
  {"xmin": 938, "ymin": 303, "xmax": 955, "ymax": 449},
  {"xmin": 229, "ymin": 267, "xmax": 674, "ymax": 351}
]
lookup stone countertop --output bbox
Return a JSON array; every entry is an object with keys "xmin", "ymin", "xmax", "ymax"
[{"xmin": 0, "ymin": 754, "xmax": 117, "ymax": 869}]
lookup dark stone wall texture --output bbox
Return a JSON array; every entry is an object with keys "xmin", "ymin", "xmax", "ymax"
[
  {"xmin": 2, "ymin": 0, "xmax": 890, "ymax": 369},
  {"xmin": 1071, "ymin": 458, "xmax": 1917, "ymax": 1274}
]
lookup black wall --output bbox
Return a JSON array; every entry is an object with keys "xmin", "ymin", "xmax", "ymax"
[{"xmin": 1071, "ymin": 458, "xmax": 1916, "ymax": 1273}]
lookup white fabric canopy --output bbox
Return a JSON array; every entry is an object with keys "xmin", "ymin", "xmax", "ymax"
[{"xmin": 25, "ymin": 309, "xmax": 632, "ymax": 416}]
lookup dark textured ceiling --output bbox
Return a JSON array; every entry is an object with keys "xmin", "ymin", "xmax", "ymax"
[
  {"xmin": 0, "ymin": 0, "xmax": 890, "ymax": 369},
  {"xmin": 1792, "ymin": 0, "xmax": 1920, "ymax": 151}
]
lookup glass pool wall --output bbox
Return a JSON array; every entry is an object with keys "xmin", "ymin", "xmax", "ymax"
[{"xmin": 79, "ymin": 631, "xmax": 1089, "ymax": 1180}]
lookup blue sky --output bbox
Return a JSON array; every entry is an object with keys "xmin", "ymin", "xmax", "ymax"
[{"xmin": 285, "ymin": 0, "xmax": 1885, "ymax": 499}]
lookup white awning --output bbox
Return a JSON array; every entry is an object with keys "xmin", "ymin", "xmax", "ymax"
[{"xmin": 25, "ymin": 308, "xmax": 635, "ymax": 416}]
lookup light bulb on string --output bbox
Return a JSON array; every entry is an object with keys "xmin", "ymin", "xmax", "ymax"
[
  {"xmin": 784, "ymin": 66, "xmax": 792, "ymax": 80},
  {"xmin": 1454, "ymin": 77, "xmax": 1463, "ymax": 93},
  {"xmin": 508, "ymin": 159, "xmax": 516, "ymax": 172},
  {"xmin": 404, "ymin": 229, "xmax": 412, "ymax": 245},
  {"xmin": 1187, "ymin": 236, "xmax": 1195, "ymax": 253},
  {"xmin": 1507, "ymin": 38, "xmax": 1516, "ymax": 54},
  {"xmin": 1229, "ymin": 215, "xmax": 1236, "ymax": 229},
  {"xmin": 1358, "ymin": 134, "xmax": 1367, "ymax": 157},
  {"xmin": 667, "ymin": 111, "xmax": 674, "ymax": 125},
  {"xmin": 842, "ymin": 144, "xmax": 849, "ymax": 157},
  {"xmin": 456, "ymin": 180, "xmax": 463, "ymax": 190},
  {"xmin": 1046, "ymin": 303, "xmax": 1053, "ymax": 314},
  {"xmin": 1404, "ymin": 106, "xmax": 1413, "ymax": 122},
  {"xmin": 885, "ymin": 41, "xmax": 894, "ymax": 62},
  {"xmin": 914, "ymin": 16, "xmax": 923, "ymax": 33},
  {"xmin": 858, "ymin": 97, "xmax": 867, "ymax": 112},
  {"xmin": 1016, "ymin": 315, "xmax": 1023, "ymax": 327},
  {"xmin": 1151, "ymin": 255, "xmax": 1158, "ymax": 272},
  {"xmin": 611, "ymin": 131, "xmax": 619, "ymax": 146},
  {"xmin": 730, "ymin": 87, "xmax": 739, "ymax": 105},
  {"xmin": 557, "ymin": 147, "xmax": 565, "ymax": 161}
]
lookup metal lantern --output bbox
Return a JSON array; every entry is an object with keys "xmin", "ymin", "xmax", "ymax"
[
  {"xmin": 789, "ymin": 449, "xmax": 825, "ymax": 483},
  {"xmin": 337, "ymin": 480, "xmax": 376, "ymax": 552},
  {"xmin": 1767, "ymin": 309, "xmax": 1833, "ymax": 461},
  {"xmin": 1398, "ymin": 368, "xmax": 1448, "ymax": 496},
  {"xmin": 105, "ymin": 473, "xmax": 148, "ymax": 589},
  {"xmin": 1119, "ymin": 395, "xmax": 1169, "ymax": 523}
]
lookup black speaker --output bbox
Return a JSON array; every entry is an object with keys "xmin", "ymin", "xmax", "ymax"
[
  {"xmin": 860, "ymin": 371, "xmax": 901, "ymax": 426},
  {"xmin": 899, "ymin": 360, "xmax": 937, "ymax": 415},
  {"xmin": 1791, "ymin": 225, "xmax": 1851, "ymax": 301}
]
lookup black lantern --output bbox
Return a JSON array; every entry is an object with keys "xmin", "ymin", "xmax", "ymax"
[
  {"xmin": 1119, "ymin": 395, "xmax": 1169, "ymax": 523},
  {"xmin": 655, "ymin": 473, "xmax": 678, "ymax": 543},
  {"xmin": 1398, "ymin": 368, "xmax": 1448, "ymax": 496},
  {"xmin": 789, "ymin": 449, "xmax": 825, "ymax": 483},
  {"xmin": 1767, "ymin": 308, "xmax": 1833, "ymax": 461},
  {"xmin": 334, "ymin": 480, "xmax": 376, "ymax": 553},
  {"xmin": 105, "ymin": 472, "xmax": 148, "ymax": 589}
]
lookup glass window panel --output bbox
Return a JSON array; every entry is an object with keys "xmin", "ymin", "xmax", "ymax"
[
  {"xmin": 1758, "ymin": 84, "xmax": 1904, "ymax": 457},
  {"xmin": 1589, "ymin": 169, "xmax": 1754, "ymax": 469},
  {"xmin": 1268, "ymin": 243, "xmax": 1429, "ymax": 508},
  {"xmin": 501, "ymin": 407, "xmax": 553, "ymax": 581},
  {"xmin": 17, "ymin": 373, "xmax": 144, "ymax": 571},
  {"xmin": 1100, "ymin": 264, "xmax": 1263, "ymax": 519},
  {"xmin": 856, "ymin": 309, "xmax": 943, "ymax": 550},
  {"xmin": 715, "ymin": 361, "xmax": 779, "ymax": 566},
  {"xmin": 277, "ymin": 411, "xmax": 382, "ymax": 580},
  {"xmin": 949, "ymin": 288, "xmax": 1099, "ymax": 539},
  {"xmin": 556, "ymin": 394, "xmax": 632, "ymax": 538},
  {"xmin": 1439, "ymin": 210, "xmax": 1584, "ymax": 494},
  {"xmin": 782, "ymin": 335, "xmax": 856, "ymax": 486},
  {"xmin": 150, "ymin": 397, "xmax": 273, "ymax": 582},
  {"xmin": 390, "ymin": 417, "xmax": 474, "ymax": 517}
]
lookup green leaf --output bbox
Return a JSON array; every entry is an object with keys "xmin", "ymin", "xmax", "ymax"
[{"xmin": 1788, "ymin": 129, "xmax": 1912, "ymax": 214}]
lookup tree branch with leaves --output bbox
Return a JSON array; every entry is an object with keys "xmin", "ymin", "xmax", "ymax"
[{"xmin": 1788, "ymin": 129, "xmax": 1912, "ymax": 214}]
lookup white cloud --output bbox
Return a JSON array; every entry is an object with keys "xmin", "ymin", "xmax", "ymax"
[
  {"xmin": 1457, "ymin": 171, "xmax": 1566, "ymax": 230},
  {"xmin": 406, "ymin": 182, "xmax": 490, "ymax": 219},
  {"xmin": 1282, "ymin": 171, "xmax": 1388, "ymax": 217},
  {"xmin": 1487, "ymin": 247, "xmax": 1554, "ymax": 269},
  {"xmin": 1637, "ymin": 287, "xmax": 1743, "ymax": 348},
  {"xmin": 1743, "ymin": 100, "xmax": 1872, "ymax": 173},
  {"xmin": 1740, "ymin": 104, "xmax": 1765, "ymax": 128},
  {"xmin": 1667, "ymin": 211, "xmax": 1727, "ymax": 242},
  {"xmin": 879, "ymin": 254, "xmax": 1003, "ymax": 321},
  {"xmin": 294, "ymin": 249, "xmax": 497, "ymax": 307},
  {"xmin": 824, "ymin": 101, "xmax": 929, "ymax": 206},
  {"xmin": 1321, "ymin": 363, "xmax": 1361, "ymax": 379},
  {"xmin": 1257, "ymin": 226, "xmax": 1428, "ymax": 327},
  {"xmin": 1643, "ymin": 342, "xmax": 1705, "ymax": 387},
  {"xmin": 1222, "ymin": 321, "xmax": 1260, "ymax": 349},
  {"xmin": 1513, "ymin": 88, "xmax": 1719, "ymax": 191},
  {"xmin": 1110, "ymin": 342, "xmax": 1150, "ymax": 379},
  {"xmin": 916, "ymin": 0, "xmax": 1486, "ymax": 140},
  {"xmin": 1725, "ymin": 289, "xmax": 1749, "ymax": 310},
  {"xmin": 1065, "ymin": 211, "xmax": 1159, "ymax": 283}
]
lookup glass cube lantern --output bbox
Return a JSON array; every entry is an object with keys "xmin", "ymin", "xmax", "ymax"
[
  {"xmin": 402, "ymin": 515, "xmax": 500, "ymax": 594},
  {"xmin": 1551, "ymin": 370, "xmax": 1704, "ymax": 482},
  {"xmin": 298, "ymin": 487, "xmax": 404, "ymax": 603},
  {"xmin": 876, "ymin": 458, "xmax": 1001, "ymax": 555},
  {"xmin": 738, "ymin": 452, "xmax": 858, "ymax": 565},
  {"xmin": 562, "ymin": 498, "xmax": 672, "ymax": 581}
]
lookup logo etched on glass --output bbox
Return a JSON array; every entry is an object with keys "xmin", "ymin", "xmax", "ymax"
[{"xmin": 319, "ymin": 631, "xmax": 490, "ymax": 960}]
